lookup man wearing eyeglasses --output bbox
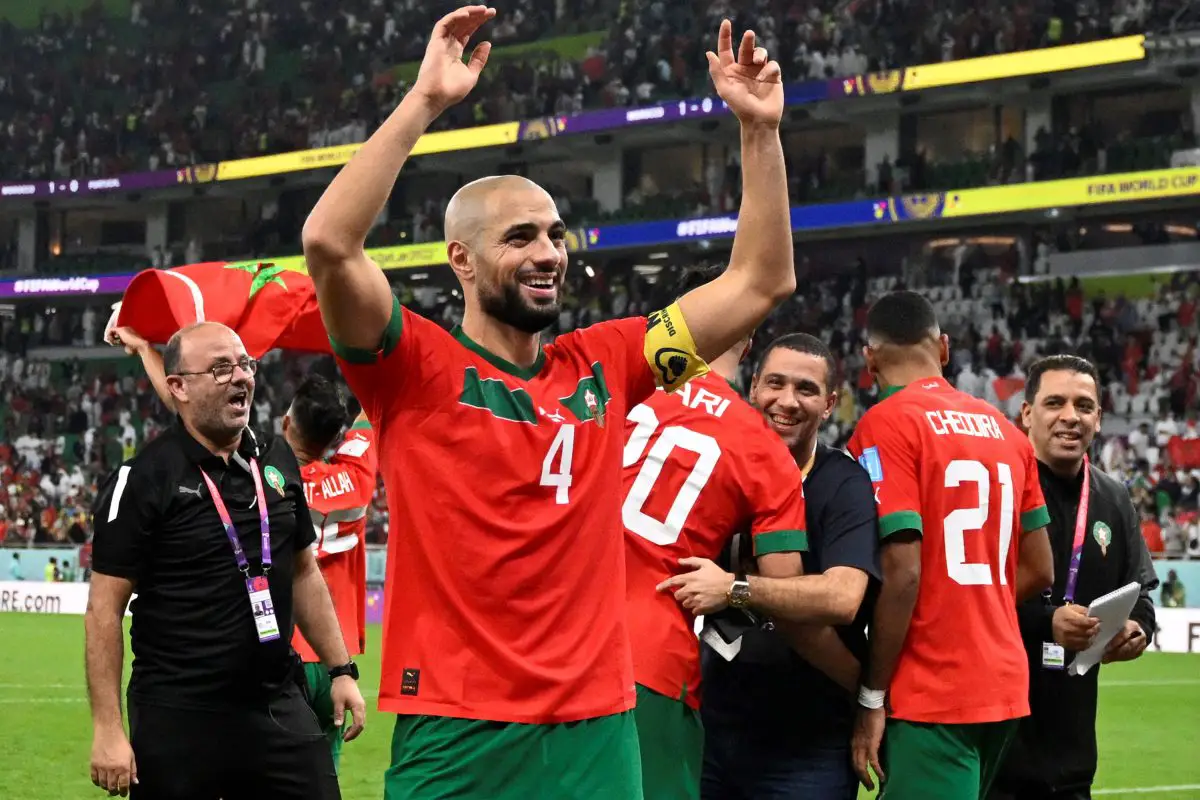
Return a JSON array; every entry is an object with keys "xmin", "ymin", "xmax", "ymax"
[{"xmin": 86, "ymin": 321, "xmax": 365, "ymax": 800}]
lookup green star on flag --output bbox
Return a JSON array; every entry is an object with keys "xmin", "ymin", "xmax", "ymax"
[{"xmin": 225, "ymin": 261, "xmax": 289, "ymax": 298}]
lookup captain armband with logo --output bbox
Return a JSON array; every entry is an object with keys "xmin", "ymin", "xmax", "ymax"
[{"xmin": 643, "ymin": 302, "xmax": 709, "ymax": 392}]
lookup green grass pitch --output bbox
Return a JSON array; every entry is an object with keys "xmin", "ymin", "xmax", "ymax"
[{"xmin": 1, "ymin": 614, "xmax": 1196, "ymax": 799}]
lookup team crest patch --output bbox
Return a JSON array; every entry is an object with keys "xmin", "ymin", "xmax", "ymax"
[
  {"xmin": 264, "ymin": 466, "xmax": 287, "ymax": 497},
  {"xmin": 1093, "ymin": 521, "xmax": 1112, "ymax": 557},
  {"xmin": 858, "ymin": 447, "xmax": 884, "ymax": 482}
]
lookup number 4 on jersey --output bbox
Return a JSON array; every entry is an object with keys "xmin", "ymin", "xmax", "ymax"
[{"xmin": 541, "ymin": 425, "xmax": 575, "ymax": 504}]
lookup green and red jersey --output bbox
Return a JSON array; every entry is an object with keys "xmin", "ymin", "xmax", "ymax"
[
  {"xmin": 622, "ymin": 374, "xmax": 807, "ymax": 709},
  {"xmin": 335, "ymin": 298, "xmax": 706, "ymax": 723},
  {"xmin": 848, "ymin": 377, "xmax": 1050, "ymax": 725},
  {"xmin": 291, "ymin": 421, "xmax": 377, "ymax": 663}
]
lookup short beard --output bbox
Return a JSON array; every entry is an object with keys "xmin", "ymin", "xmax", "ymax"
[{"xmin": 479, "ymin": 279, "xmax": 559, "ymax": 335}]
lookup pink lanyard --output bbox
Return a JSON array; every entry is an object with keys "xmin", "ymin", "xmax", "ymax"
[
  {"xmin": 1062, "ymin": 455, "xmax": 1090, "ymax": 604},
  {"xmin": 198, "ymin": 458, "xmax": 271, "ymax": 576}
]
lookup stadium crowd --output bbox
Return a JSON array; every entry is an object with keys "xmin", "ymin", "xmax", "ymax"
[
  {"xmin": 3, "ymin": 254, "xmax": 1200, "ymax": 557},
  {"xmin": 0, "ymin": 0, "xmax": 1185, "ymax": 183}
]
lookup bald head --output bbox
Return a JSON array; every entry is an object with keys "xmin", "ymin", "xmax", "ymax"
[
  {"xmin": 163, "ymin": 322, "xmax": 242, "ymax": 376},
  {"xmin": 444, "ymin": 175, "xmax": 552, "ymax": 245}
]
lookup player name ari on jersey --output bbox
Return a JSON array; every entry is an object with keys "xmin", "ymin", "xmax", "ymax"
[{"xmin": 924, "ymin": 409, "xmax": 1006, "ymax": 439}]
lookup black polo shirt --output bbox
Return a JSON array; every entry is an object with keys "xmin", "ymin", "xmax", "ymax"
[
  {"xmin": 701, "ymin": 443, "xmax": 881, "ymax": 748},
  {"xmin": 91, "ymin": 422, "xmax": 315, "ymax": 710}
]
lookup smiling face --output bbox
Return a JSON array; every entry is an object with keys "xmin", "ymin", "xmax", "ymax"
[
  {"xmin": 446, "ymin": 178, "xmax": 568, "ymax": 335},
  {"xmin": 750, "ymin": 346, "xmax": 836, "ymax": 452},
  {"xmin": 167, "ymin": 324, "xmax": 255, "ymax": 441},
  {"xmin": 1022, "ymin": 368, "xmax": 1101, "ymax": 474}
]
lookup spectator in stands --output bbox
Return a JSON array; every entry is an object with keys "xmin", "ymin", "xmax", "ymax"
[
  {"xmin": 8, "ymin": 551, "xmax": 20, "ymax": 581},
  {"xmin": 1161, "ymin": 569, "xmax": 1186, "ymax": 608}
]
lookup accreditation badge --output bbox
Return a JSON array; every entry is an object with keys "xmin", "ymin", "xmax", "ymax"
[
  {"xmin": 1042, "ymin": 642, "xmax": 1065, "ymax": 670},
  {"xmin": 246, "ymin": 574, "xmax": 281, "ymax": 642}
]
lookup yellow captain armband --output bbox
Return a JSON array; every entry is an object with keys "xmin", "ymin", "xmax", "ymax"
[{"xmin": 643, "ymin": 301, "xmax": 710, "ymax": 393}]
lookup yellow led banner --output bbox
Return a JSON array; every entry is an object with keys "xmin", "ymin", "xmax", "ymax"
[
  {"xmin": 261, "ymin": 241, "xmax": 449, "ymax": 274},
  {"xmin": 882, "ymin": 167, "xmax": 1200, "ymax": 222},
  {"xmin": 902, "ymin": 35, "xmax": 1144, "ymax": 91},
  {"xmin": 216, "ymin": 122, "xmax": 522, "ymax": 181}
]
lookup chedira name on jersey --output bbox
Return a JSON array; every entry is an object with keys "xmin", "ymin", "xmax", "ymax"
[
  {"xmin": 656, "ymin": 381, "xmax": 731, "ymax": 418},
  {"xmin": 924, "ymin": 409, "xmax": 1005, "ymax": 440},
  {"xmin": 304, "ymin": 471, "xmax": 356, "ymax": 505}
]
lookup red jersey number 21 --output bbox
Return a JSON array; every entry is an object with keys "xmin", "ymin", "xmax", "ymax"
[{"xmin": 943, "ymin": 459, "xmax": 1015, "ymax": 586}]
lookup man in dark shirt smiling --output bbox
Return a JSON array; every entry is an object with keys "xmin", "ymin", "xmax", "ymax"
[
  {"xmin": 84, "ymin": 322, "xmax": 365, "ymax": 800},
  {"xmin": 671, "ymin": 333, "xmax": 880, "ymax": 799}
]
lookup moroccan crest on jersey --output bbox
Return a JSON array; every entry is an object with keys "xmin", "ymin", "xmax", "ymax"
[
  {"xmin": 264, "ymin": 465, "xmax": 286, "ymax": 496},
  {"xmin": 559, "ymin": 363, "xmax": 611, "ymax": 426},
  {"xmin": 1093, "ymin": 521, "xmax": 1112, "ymax": 556},
  {"xmin": 858, "ymin": 446, "xmax": 884, "ymax": 482}
]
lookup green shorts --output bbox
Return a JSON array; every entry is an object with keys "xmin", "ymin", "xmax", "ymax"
[
  {"xmin": 633, "ymin": 684, "xmax": 703, "ymax": 800},
  {"xmin": 385, "ymin": 711, "xmax": 643, "ymax": 800},
  {"xmin": 881, "ymin": 718, "xmax": 1019, "ymax": 800},
  {"xmin": 302, "ymin": 662, "xmax": 346, "ymax": 773}
]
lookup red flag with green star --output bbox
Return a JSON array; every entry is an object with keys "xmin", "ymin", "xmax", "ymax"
[{"xmin": 111, "ymin": 260, "xmax": 332, "ymax": 357}]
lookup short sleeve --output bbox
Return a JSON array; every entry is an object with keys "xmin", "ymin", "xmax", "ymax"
[
  {"xmin": 1019, "ymin": 439, "xmax": 1051, "ymax": 533},
  {"xmin": 570, "ymin": 317, "xmax": 658, "ymax": 408},
  {"xmin": 847, "ymin": 408, "xmax": 923, "ymax": 539},
  {"xmin": 331, "ymin": 422, "xmax": 379, "ymax": 502},
  {"xmin": 746, "ymin": 439, "xmax": 808, "ymax": 556},
  {"xmin": 90, "ymin": 461, "xmax": 159, "ymax": 580},
  {"xmin": 332, "ymin": 296, "xmax": 432, "ymax": 422},
  {"xmin": 817, "ymin": 457, "xmax": 883, "ymax": 580}
]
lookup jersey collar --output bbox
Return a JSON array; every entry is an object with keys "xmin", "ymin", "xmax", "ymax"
[
  {"xmin": 878, "ymin": 376, "xmax": 950, "ymax": 401},
  {"xmin": 174, "ymin": 416, "xmax": 259, "ymax": 469},
  {"xmin": 451, "ymin": 326, "xmax": 546, "ymax": 380}
]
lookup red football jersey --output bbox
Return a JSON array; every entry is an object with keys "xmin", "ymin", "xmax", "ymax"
[
  {"xmin": 847, "ymin": 377, "xmax": 1050, "ymax": 724},
  {"xmin": 292, "ymin": 421, "xmax": 377, "ymax": 663},
  {"xmin": 622, "ymin": 374, "xmax": 807, "ymax": 709},
  {"xmin": 337, "ymin": 303, "xmax": 676, "ymax": 723}
]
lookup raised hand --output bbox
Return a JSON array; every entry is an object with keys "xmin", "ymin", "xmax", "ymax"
[
  {"xmin": 412, "ymin": 5, "xmax": 496, "ymax": 112},
  {"xmin": 706, "ymin": 19, "xmax": 784, "ymax": 128},
  {"xmin": 108, "ymin": 326, "xmax": 149, "ymax": 356}
]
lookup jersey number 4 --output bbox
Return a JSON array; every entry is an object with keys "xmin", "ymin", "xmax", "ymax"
[
  {"xmin": 943, "ymin": 459, "xmax": 1015, "ymax": 586},
  {"xmin": 621, "ymin": 403, "xmax": 721, "ymax": 545}
]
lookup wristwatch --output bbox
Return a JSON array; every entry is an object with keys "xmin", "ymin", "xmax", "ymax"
[
  {"xmin": 329, "ymin": 660, "xmax": 359, "ymax": 681},
  {"xmin": 727, "ymin": 573, "xmax": 751, "ymax": 609}
]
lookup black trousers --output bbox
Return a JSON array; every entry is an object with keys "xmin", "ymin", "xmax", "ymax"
[{"xmin": 129, "ymin": 682, "xmax": 340, "ymax": 800}]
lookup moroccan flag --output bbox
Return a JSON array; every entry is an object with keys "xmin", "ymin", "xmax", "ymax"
[{"xmin": 109, "ymin": 261, "xmax": 332, "ymax": 357}]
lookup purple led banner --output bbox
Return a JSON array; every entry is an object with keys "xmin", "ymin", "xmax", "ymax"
[
  {"xmin": 0, "ymin": 164, "xmax": 218, "ymax": 201},
  {"xmin": 0, "ymin": 273, "xmax": 135, "ymax": 298}
]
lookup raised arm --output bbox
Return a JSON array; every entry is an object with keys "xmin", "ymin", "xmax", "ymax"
[
  {"xmin": 676, "ymin": 20, "xmax": 794, "ymax": 362},
  {"xmin": 110, "ymin": 326, "xmax": 174, "ymax": 412},
  {"xmin": 301, "ymin": 6, "xmax": 495, "ymax": 352}
]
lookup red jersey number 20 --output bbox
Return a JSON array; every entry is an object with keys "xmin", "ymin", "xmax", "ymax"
[{"xmin": 621, "ymin": 402, "xmax": 722, "ymax": 545}]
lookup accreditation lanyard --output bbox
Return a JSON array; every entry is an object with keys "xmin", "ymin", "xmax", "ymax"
[
  {"xmin": 198, "ymin": 458, "xmax": 280, "ymax": 642},
  {"xmin": 1062, "ymin": 455, "xmax": 1091, "ymax": 605}
]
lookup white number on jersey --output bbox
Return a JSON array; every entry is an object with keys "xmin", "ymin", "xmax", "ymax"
[
  {"xmin": 943, "ymin": 459, "xmax": 1015, "ymax": 586},
  {"xmin": 310, "ymin": 515, "xmax": 361, "ymax": 555},
  {"xmin": 540, "ymin": 425, "xmax": 576, "ymax": 504},
  {"xmin": 622, "ymin": 403, "xmax": 722, "ymax": 546}
]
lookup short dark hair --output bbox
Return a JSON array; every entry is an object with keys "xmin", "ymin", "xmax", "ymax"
[
  {"xmin": 757, "ymin": 333, "xmax": 836, "ymax": 393},
  {"xmin": 163, "ymin": 331, "xmax": 184, "ymax": 375},
  {"xmin": 673, "ymin": 263, "xmax": 726, "ymax": 299},
  {"xmin": 289, "ymin": 375, "xmax": 349, "ymax": 452},
  {"xmin": 866, "ymin": 291, "xmax": 940, "ymax": 346},
  {"xmin": 1024, "ymin": 354, "xmax": 1100, "ymax": 404}
]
